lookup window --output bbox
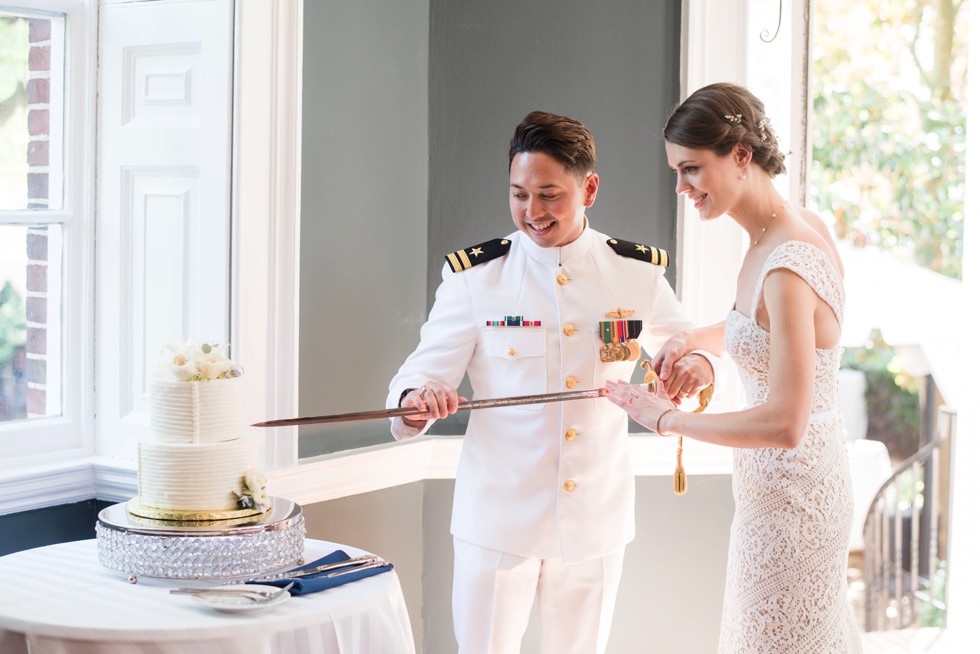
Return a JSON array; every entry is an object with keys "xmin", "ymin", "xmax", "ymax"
[
  {"xmin": 0, "ymin": 12, "xmax": 66, "ymax": 424},
  {"xmin": 0, "ymin": 0, "xmax": 300, "ymax": 506},
  {"xmin": 811, "ymin": 0, "xmax": 966, "ymax": 280},
  {"xmin": 0, "ymin": 1, "xmax": 94, "ymax": 459}
]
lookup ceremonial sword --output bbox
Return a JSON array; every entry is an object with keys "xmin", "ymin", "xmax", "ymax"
[{"xmin": 251, "ymin": 388, "xmax": 608, "ymax": 428}]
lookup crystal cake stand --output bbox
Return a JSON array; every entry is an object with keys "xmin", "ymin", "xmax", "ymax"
[{"xmin": 95, "ymin": 496, "xmax": 306, "ymax": 581}]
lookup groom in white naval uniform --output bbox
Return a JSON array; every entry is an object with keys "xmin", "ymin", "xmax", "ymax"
[{"xmin": 387, "ymin": 111, "xmax": 714, "ymax": 654}]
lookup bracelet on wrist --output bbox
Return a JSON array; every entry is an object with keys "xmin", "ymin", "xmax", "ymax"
[{"xmin": 656, "ymin": 409, "xmax": 677, "ymax": 436}]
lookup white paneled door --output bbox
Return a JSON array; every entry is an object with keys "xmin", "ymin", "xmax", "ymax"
[{"xmin": 96, "ymin": 0, "xmax": 233, "ymax": 458}]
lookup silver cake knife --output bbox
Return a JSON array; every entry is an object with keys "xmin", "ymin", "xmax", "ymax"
[{"xmin": 241, "ymin": 554, "xmax": 385, "ymax": 583}]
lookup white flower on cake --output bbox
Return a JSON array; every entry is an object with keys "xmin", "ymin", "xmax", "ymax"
[
  {"xmin": 158, "ymin": 342, "xmax": 243, "ymax": 382},
  {"xmin": 234, "ymin": 468, "xmax": 270, "ymax": 511}
]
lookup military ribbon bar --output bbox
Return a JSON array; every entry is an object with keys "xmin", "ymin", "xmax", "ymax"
[{"xmin": 487, "ymin": 315, "xmax": 541, "ymax": 327}]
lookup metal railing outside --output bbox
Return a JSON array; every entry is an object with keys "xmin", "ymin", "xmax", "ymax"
[{"xmin": 862, "ymin": 406, "xmax": 956, "ymax": 631}]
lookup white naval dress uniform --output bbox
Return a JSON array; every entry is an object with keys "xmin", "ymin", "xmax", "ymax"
[{"xmin": 387, "ymin": 225, "xmax": 700, "ymax": 653}]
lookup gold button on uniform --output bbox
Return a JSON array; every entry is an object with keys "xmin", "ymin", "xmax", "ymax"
[
  {"xmin": 507, "ymin": 347, "xmax": 516, "ymax": 357},
  {"xmin": 565, "ymin": 376, "xmax": 577, "ymax": 389},
  {"xmin": 563, "ymin": 324, "xmax": 575, "ymax": 336},
  {"xmin": 556, "ymin": 272, "xmax": 569, "ymax": 285},
  {"xmin": 564, "ymin": 480, "xmax": 576, "ymax": 492},
  {"xmin": 564, "ymin": 429, "xmax": 576, "ymax": 442}
]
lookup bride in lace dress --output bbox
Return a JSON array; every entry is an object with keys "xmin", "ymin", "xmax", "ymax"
[{"xmin": 606, "ymin": 83, "xmax": 862, "ymax": 653}]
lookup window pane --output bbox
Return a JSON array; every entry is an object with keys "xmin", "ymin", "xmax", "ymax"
[
  {"xmin": 0, "ymin": 223, "xmax": 62, "ymax": 422},
  {"xmin": 0, "ymin": 12, "xmax": 65, "ymax": 211},
  {"xmin": 811, "ymin": 0, "xmax": 967, "ymax": 280}
]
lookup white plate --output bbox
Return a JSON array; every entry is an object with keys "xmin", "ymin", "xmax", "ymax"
[{"xmin": 188, "ymin": 584, "xmax": 291, "ymax": 613}]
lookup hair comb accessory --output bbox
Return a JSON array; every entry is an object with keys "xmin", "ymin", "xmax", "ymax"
[
  {"xmin": 759, "ymin": 117, "xmax": 772, "ymax": 141},
  {"xmin": 724, "ymin": 113, "xmax": 742, "ymax": 124}
]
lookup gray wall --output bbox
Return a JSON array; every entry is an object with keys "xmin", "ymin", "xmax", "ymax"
[
  {"xmin": 303, "ymin": 473, "xmax": 734, "ymax": 653},
  {"xmin": 299, "ymin": 0, "xmax": 683, "ymax": 454},
  {"xmin": 428, "ymin": 0, "xmax": 682, "ymax": 295},
  {"xmin": 299, "ymin": 0, "xmax": 430, "ymax": 455}
]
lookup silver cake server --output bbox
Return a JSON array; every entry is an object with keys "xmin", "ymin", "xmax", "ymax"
[{"xmin": 242, "ymin": 554, "xmax": 384, "ymax": 582}]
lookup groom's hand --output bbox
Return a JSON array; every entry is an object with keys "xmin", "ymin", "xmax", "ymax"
[
  {"xmin": 652, "ymin": 332, "xmax": 691, "ymax": 383},
  {"xmin": 661, "ymin": 353, "xmax": 713, "ymax": 401}
]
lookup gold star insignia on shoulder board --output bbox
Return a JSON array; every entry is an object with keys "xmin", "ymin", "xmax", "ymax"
[
  {"xmin": 446, "ymin": 238, "xmax": 512, "ymax": 273},
  {"xmin": 606, "ymin": 238, "xmax": 669, "ymax": 267}
]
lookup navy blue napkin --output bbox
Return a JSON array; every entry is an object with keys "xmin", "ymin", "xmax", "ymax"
[{"xmin": 265, "ymin": 550, "xmax": 393, "ymax": 595}]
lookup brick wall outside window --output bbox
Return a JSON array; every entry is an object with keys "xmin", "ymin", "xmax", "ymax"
[{"xmin": 26, "ymin": 18, "xmax": 50, "ymax": 417}]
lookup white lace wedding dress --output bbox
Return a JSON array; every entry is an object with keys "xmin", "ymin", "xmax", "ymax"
[{"xmin": 719, "ymin": 241, "xmax": 862, "ymax": 653}]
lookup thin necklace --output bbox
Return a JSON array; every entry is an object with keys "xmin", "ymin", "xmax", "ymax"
[{"xmin": 749, "ymin": 202, "xmax": 787, "ymax": 250}]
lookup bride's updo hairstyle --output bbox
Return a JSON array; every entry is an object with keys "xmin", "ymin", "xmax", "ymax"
[{"xmin": 663, "ymin": 82, "xmax": 787, "ymax": 178}]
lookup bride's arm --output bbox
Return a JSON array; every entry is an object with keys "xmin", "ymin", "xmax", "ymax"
[{"xmin": 626, "ymin": 272, "xmax": 819, "ymax": 449}]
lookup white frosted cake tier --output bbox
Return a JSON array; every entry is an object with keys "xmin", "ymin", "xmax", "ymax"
[
  {"xmin": 137, "ymin": 436, "xmax": 257, "ymax": 512},
  {"xmin": 150, "ymin": 376, "xmax": 242, "ymax": 444}
]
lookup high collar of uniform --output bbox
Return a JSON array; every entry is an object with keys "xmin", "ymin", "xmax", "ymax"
[{"xmin": 518, "ymin": 218, "xmax": 595, "ymax": 267}]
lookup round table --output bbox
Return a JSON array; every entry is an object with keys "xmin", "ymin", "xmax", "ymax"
[{"xmin": 0, "ymin": 538, "xmax": 416, "ymax": 654}]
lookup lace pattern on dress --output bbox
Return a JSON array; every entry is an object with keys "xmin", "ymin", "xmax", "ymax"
[
  {"xmin": 750, "ymin": 240, "xmax": 844, "ymax": 328},
  {"xmin": 719, "ymin": 240, "xmax": 862, "ymax": 653}
]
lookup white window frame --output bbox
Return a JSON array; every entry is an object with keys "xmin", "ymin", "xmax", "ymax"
[
  {"xmin": 676, "ymin": 0, "xmax": 812, "ymax": 412},
  {"xmin": 91, "ymin": 0, "xmax": 305, "ymax": 470},
  {"xmin": 0, "ymin": 0, "xmax": 96, "ymax": 465},
  {"xmin": 677, "ymin": 0, "xmax": 811, "ymax": 323},
  {"xmin": 675, "ymin": 0, "xmax": 751, "ymax": 326},
  {"xmin": 0, "ymin": 0, "xmax": 305, "ymax": 514},
  {"xmin": 232, "ymin": 0, "xmax": 303, "ymax": 470}
]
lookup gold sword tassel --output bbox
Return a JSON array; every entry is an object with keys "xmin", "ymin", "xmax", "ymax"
[
  {"xmin": 640, "ymin": 360, "xmax": 713, "ymax": 496},
  {"xmin": 674, "ymin": 438, "xmax": 687, "ymax": 496}
]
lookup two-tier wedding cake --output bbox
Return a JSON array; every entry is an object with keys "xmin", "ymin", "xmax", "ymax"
[
  {"xmin": 127, "ymin": 343, "xmax": 270, "ymax": 523},
  {"xmin": 96, "ymin": 342, "xmax": 305, "ymax": 580}
]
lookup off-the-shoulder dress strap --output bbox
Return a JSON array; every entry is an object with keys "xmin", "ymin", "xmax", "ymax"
[{"xmin": 750, "ymin": 240, "xmax": 844, "ymax": 325}]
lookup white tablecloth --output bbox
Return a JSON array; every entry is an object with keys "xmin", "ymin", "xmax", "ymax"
[{"xmin": 0, "ymin": 538, "xmax": 416, "ymax": 654}]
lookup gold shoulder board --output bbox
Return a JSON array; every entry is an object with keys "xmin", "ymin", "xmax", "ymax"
[
  {"xmin": 606, "ymin": 238, "xmax": 669, "ymax": 267},
  {"xmin": 445, "ymin": 237, "xmax": 512, "ymax": 273}
]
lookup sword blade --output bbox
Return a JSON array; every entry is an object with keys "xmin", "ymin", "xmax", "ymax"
[{"xmin": 251, "ymin": 388, "xmax": 608, "ymax": 428}]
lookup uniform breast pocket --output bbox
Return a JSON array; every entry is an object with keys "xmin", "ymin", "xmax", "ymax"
[{"xmin": 480, "ymin": 328, "xmax": 547, "ymax": 410}]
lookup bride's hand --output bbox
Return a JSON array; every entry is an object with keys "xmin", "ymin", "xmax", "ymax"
[{"xmin": 604, "ymin": 379, "xmax": 678, "ymax": 435}]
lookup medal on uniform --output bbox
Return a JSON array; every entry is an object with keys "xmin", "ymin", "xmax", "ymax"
[
  {"xmin": 598, "ymin": 322, "xmax": 623, "ymax": 362},
  {"xmin": 625, "ymin": 339, "xmax": 640, "ymax": 360},
  {"xmin": 598, "ymin": 312, "xmax": 641, "ymax": 362}
]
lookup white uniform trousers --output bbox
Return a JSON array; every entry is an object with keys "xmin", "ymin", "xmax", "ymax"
[{"xmin": 452, "ymin": 537, "xmax": 625, "ymax": 654}]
